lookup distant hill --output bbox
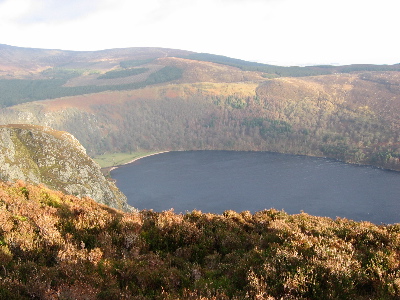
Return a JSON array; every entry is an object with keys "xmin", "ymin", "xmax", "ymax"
[
  {"xmin": 0, "ymin": 44, "xmax": 399, "ymax": 171},
  {"xmin": 1, "ymin": 44, "xmax": 399, "ymax": 107},
  {"xmin": 177, "ymin": 52, "xmax": 400, "ymax": 76}
]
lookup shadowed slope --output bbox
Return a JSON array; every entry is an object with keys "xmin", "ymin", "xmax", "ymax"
[{"xmin": 0, "ymin": 124, "xmax": 129, "ymax": 211}]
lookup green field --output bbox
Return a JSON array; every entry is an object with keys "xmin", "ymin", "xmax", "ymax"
[{"xmin": 92, "ymin": 151, "xmax": 158, "ymax": 168}]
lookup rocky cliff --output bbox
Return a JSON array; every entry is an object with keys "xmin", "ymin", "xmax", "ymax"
[{"xmin": 0, "ymin": 124, "xmax": 130, "ymax": 211}]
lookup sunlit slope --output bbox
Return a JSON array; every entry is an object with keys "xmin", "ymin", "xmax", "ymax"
[
  {"xmin": 0, "ymin": 44, "xmax": 192, "ymax": 78},
  {"xmin": 0, "ymin": 45, "xmax": 399, "ymax": 170},
  {"xmin": 0, "ymin": 124, "xmax": 129, "ymax": 211},
  {"xmin": 1, "ymin": 44, "xmax": 398, "ymax": 106},
  {"xmin": 0, "ymin": 180, "xmax": 399, "ymax": 299},
  {"xmin": 0, "ymin": 45, "xmax": 264, "ymax": 107},
  {"xmin": 1, "ymin": 70, "xmax": 399, "ymax": 170}
]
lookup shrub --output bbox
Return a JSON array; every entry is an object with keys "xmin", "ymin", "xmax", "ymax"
[{"xmin": 0, "ymin": 181, "xmax": 399, "ymax": 299}]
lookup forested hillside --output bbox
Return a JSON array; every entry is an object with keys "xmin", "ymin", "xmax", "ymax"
[
  {"xmin": 0, "ymin": 66, "xmax": 183, "ymax": 107},
  {"xmin": 0, "ymin": 45, "xmax": 399, "ymax": 171}
]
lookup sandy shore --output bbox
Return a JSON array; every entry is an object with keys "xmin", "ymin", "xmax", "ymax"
[{"xmin": 108, "ymin": 151, "xmax": 170, "ymax": 173}]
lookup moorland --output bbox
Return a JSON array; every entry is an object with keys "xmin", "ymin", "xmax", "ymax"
[{"xmin": 1, "ymin": 181, "xmax": 399, "ymax": 299}]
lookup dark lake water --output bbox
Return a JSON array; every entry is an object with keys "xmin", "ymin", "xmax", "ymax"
[{"xmin": 111, "ymin": 151, "xmax": 400, "ymax": 224}]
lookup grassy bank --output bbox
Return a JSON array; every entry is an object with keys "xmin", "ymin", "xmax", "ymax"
[{"xmin": 92, "ymin": 151, "xmax": 159, "ymax": 168}]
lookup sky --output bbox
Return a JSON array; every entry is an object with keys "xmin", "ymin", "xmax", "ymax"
[{"xmin": 0, "ymin": 0, "xmax": 399, "ymax": 66}]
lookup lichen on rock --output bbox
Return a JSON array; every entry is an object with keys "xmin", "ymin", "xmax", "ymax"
[{"xmin": 0, "ymin": 124, "xmax": 131, "ymax": 211}]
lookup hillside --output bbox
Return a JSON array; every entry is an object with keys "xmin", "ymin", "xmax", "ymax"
[
  {"xmin": 0, "ymin": 124, "xmax": 129, "ymax": 211},
  {"xmin": 2, "ymin": 43, "xmax": 397, "ymax": 81},
  {"xmin": 0, "ymin": 44, "xmax": 192, "ymax": 78},
  {"xmin": 1, "ymin": 73, "xmax": 399, "ymax": 171},
  {"xmin": 0, "ymin": 181, "xmax": 399, "ymax": 299},
  {"xmin": 0, "ymin": 45, "xmax": 399, "ymax": 172}
]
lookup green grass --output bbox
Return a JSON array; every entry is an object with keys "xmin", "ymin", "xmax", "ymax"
[{"xmin": 92, "ymin": 151, "xmax": 159, "ymax": 168}]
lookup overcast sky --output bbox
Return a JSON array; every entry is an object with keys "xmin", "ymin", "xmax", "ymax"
[{"xmin": 0, "ymin": 0, "xmax": 398, "ymax": 66}]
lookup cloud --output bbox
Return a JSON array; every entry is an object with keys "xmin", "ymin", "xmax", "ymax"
[
  {"xmin": 0, "ymin": 0, "xmax": 398, "ymax": 65},
  {"xmin": 0, "ymin": 0, "xmax": 34, "ymax": 21},
  {"xmin": 14, "ymin": 0, "xmax": 103, "ymax": 23}
]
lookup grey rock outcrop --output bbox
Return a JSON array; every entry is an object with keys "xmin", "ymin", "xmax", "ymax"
[{"xmin": 0, "ymin": 124, "xmax": 130, "ymax": 211}]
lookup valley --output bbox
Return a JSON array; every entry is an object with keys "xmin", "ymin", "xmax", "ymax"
[
  {"xmin": 0, "ymin": 45, "xmax": 399, "ymax": 172},
  {"xmin": 0, "ymin": 44, "xmax": 399, "ymax": 299}
]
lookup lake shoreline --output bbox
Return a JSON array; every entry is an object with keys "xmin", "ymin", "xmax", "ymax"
[
  {"xmin": 102, "ymin": 149, "xmax": 400, "ymax": 178},
  {"xmin": 111, "ymin": 150, "xmax": 400, "ymax": 224},
  {"xmin": 107, "ymin": 151, "xmax": 171, "ymax": 174},
  {"xmin": 101, "ymin": 148, "xmax": 399, "ymax": 195}
]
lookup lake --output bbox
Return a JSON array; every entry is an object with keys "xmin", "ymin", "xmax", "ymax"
[{"xmin": 111, "ymin": 150, "xmax": 400, "ymax": 224}]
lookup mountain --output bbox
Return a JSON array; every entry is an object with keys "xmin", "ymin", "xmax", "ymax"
[
  {"xmin": 0, "ymin": 44, "xmax": 399, "ymax": 172},
  {"xmin": 0, "ymin": 124, "xmax": 129, "ymax": 211},
  {"xmin": 0, "ymin": 180, "xmax": 399, "ymax": 299}
]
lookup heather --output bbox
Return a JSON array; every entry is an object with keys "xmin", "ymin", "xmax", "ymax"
[{"xmin": 0, "ymin": 181, "xmax": 399, "ymax": 299}]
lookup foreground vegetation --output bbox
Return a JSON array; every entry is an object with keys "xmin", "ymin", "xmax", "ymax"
[{"xmin": 1, "ymin": 181, "xmax": 399, "ymax": 299}]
